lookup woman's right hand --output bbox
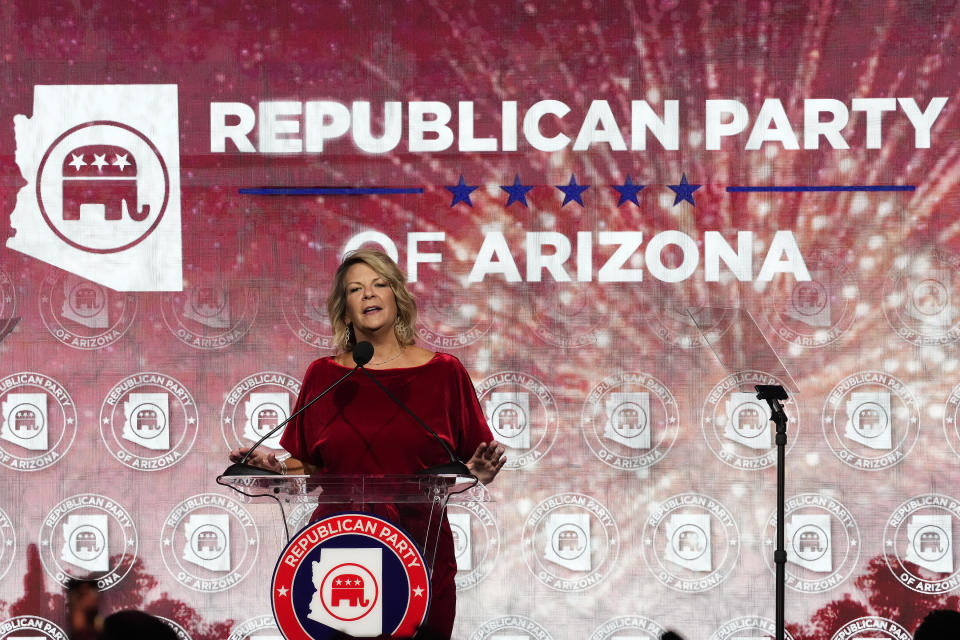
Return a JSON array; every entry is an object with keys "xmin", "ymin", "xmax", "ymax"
[{"xmin": 228, "ymin": 447, "xmax": 283, "ymax": 474}]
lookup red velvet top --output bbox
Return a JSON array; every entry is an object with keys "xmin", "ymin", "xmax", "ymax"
[{"xmin": 279, "ymin": 352, "xmax": 492, "ymax": 474}]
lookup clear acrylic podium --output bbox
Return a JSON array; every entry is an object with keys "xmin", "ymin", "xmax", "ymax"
[{"xmin": 218, "ymin": 473, "xmax": 490, "ymax": 572}]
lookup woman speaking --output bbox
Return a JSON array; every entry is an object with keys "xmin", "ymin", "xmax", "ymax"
[{"xmin": 230, "ymin": 249, "xmax": 505, "ymax": 639}]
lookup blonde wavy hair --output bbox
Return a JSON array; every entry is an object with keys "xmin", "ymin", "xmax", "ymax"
[{"xmin": 327, "ymin": 249, "xmax": 418, "ymax": 352}]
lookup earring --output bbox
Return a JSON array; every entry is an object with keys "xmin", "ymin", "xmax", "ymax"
[{"xmin": 347, "ymin": 323, "xmax": 354, "ymax": 344}]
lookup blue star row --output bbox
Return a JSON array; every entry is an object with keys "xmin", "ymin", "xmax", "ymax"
[{"xmin": 445, "ymin": 174, "xmax": 701, "ymax": 208}]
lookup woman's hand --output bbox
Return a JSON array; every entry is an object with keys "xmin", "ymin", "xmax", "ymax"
[
  {"xmin": 465, "ymin": 442, "xmax": 506, "ymax": 484},
  {"xmin": 228, "ymin": 447, "xmax": 284, "ymax": 474}
]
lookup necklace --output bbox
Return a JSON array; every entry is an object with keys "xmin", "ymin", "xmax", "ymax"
[{"xmin": 370, "ymin": 347, "xmax": 405, "ymax": 366}]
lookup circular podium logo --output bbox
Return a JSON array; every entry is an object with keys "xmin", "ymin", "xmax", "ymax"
[{"xmin": 273, "ymin": 512, "xmax": 430, "ymax": 640}]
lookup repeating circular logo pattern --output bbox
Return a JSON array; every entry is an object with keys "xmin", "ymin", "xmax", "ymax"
[
  {"xmin": 588, "ymin": 615, "xmax": 666, "ymax": 640},
  {"xmin": 36, "ymin": 120, "xmax": 169, "ymax": 253},
  {"xmin": 468, "ymin": 615, "xmax": 554, "ymax": 640},
  {"xmin": 412, "ymin": 276, "xmax": 494, "ymax": 349},
  {"xmin": 821, "ymin": 371, "xmax": 920, "ymax": 470},
  {"xmin": 0, "ymin": 269, "xmax": 18, "ymax": 323},
  {"xmin": 449, "ymin": 501, "xmax": 501, "ymax": 591},
  {"xmin": 0, "ymin": 616, "xmax": 68, "ymax": 640},
  {"xmin": 156, "ymin": 616, "xmax": 192, "ymax": 640},
  {"xmin": 161, "ymin": 280, "xmax": 259, "ymax": 349},
  {"xmin": 221, "ymin": 372, "xmax": 301, "ymax": 460},
  {"xmin": 0, "ymin": 372, "xmax": 77, "ymax": 471},
  {"xmin": 227, "ymin": 614, "xmax": 282, "ymax": 640},
  {"xmin": 99, "ymin": 372, "xmax": 199, "ymax": 471},
  {"xmin": 764, "ymin": 250, "xmax": 859, "ymax": 348},
  {"xmin": 648, "ymin": 302, "xmax": 736, "ymax": 349},
  {"xmin": 283, "ymin": 282, "xmax": 336, "ymax": 349},
  {"xmin": 521, "ymin": 492, "xmax": 619, "ymax": 592},
  {"xmin": 285, "ymin": 502, "xmax": 317, "ymax": 537},
  {"xmin": 941, "ymin": 382, "xmax": 960, "ymax": 460},
  {"xmin": 160, "ymin": 493, "xmax": 260, "ymax": 592},
  {"xmin": 701, "ymin": 370, "xmax": 799, "ymax": 470},
  {"xmin": 883, "ymin": 494, "xmax": 960, "ymax": 594},
  {"xmin": 38, "ymin": 272, "xmax": 137, "ymax": 349},
  {"xmin": 710, "ymin": 616, "xmax": 794, "ymax": 640},
  {"xmin": 0, "ymin": 506, "xmax": 16, "ymax": 582},
  {"xmin": 641, "ymin": 493, "xmax": 740, "ymax": 593},
  {"xmin": 883, "ymin": 248, "xmax": 960, "ymax": 346},
  {"xmin": 761, "ymin": 493, "xmax": 860, "ymax": 593},
  {"xmin": 528, "ymin": 282, "xmax": 602, "ymax": 348},
  {"xmin": 830, "ymin": 616, "xmax": 911, "ymax": 640},
  {"xmin": 582, "ymin": 371, "xmax": 680, "ymax": 470},
  {"xmin": 475, "ymin": 371, "xmax": 559, "ymax": 469},
  {"xmin": 38, "ymin": 493, "xmax": 138, "ymax": 590}
]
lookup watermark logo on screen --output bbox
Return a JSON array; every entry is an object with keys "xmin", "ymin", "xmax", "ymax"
[
  {"xmin": 7, "ymin": 84, "xmax": 181, "ymax": 291},
  {"xmin": 588, "ymin": 615, "xmax": 667, "ymax": 640},
  {"xmin": 710, "ymin": 616, "xmax": 794, "ymax": 640},
  {"xmin": 476, "ymin": 372, "xmax": 559, "ymax": 469},
  {"xmin": 521, "ymin": 492, "xmax": 619, "ymax": 592},
  {"xmin": 468, "ymin": 615, "xmax": 554, "ymax": 640},
  {"xmin": 156, "ymin": 616, "xmax": 192, "ymax": 640},
  {"xmin": 221, "ymin": 372, "xmax": 300, "ymax": 459},
  {"xmin": 765, "ymin": 251, "xmax": 858, "ymax": 348},
  {"xmin": 272, "ymin": 513, "xmax": 429, "ymax": 640},
  {"xmin": 762, "ymin": 493, "xmax": 860, "ymax": 593},
  {"xmin": 702, "ymin": 371, "xmax": 799, "ymax": 470},
  {"xmin": 38, "ymin": 493, "xmax": 138, "ymax": 590},
  {"xmin": 227, "ymin": 615, "xmax": 283, "ymax": 640},
  {"xmin": 0, "ymin": 506, "xmax": 16, "ymax": 582},
  {"xmin": 883, "ymin": 248, "xmax": 960, "ymax": 346},
  {"xmin": 99, "ymin": 372, "xmax": 198, "ymax": 471},
  {"xmin": 160, "ymin": 493, "xmax": 259, "ymax": 593},
  {"xmin": 648, "ymin": 303, "xmax": 736, "ymax": 349},
  {"xmin": 0, "ymin": 269, "xmax": 18, "ymax": 326},
  {"xmin": 940, "ymin": 381, "xmax": 960, "ymax": 461},
  {"xmin": 283, "ymin": 281, "xmax": 335, "ymax": 349},
  {"xmin": 822, "ymin": 371, "xmax": 919, "ymax": 471},
  {"xmin": 830, "ymin": 616, "xmax": 911, "ymax": 639},
  {"xmin": 0, "ymin": 372, "xmax": 77, "ymax": 471},
  {"xmin": 884, "ymin": 494, "xmax": 960, "ymax": 594},
  {"xmin": 0, "ymin": 616, "xmax": 68, "ymax": 640},
  {"xmin": 38, "ymin": 273, "xmax": 137, "ymax": 349},
  {"xmin": 528, "ymin": 282, "xmax": 602, "ymax": 348},
  {"xmin": 412, "ymin": 273, "xmax": 494, "ymax": 350},
  {"xmin": 582, "ymin": 372, "xmax": 680, "ymax": 471},
  {"xmin": 450, "ymin": 502, "xmax": 501, "ymax": 591},
  {"xmin": 642, "ymin": 493, "xmax": 740, "ymax": 593},
  {"xmin": 161, "ymin": 280, "xmax": 259, "ymax": 349}
]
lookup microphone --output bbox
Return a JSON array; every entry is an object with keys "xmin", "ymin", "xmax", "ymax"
[
  {"xmin": 219, "ymin": 342, "xmax": 374, "ymax": 477},
  {"xmin": 352, "ymin": 340, "xmax": 374, "ymax": 366},
  {"xmin": 356, "ymin": 354, "xmax": 473, "ymax": 478}
]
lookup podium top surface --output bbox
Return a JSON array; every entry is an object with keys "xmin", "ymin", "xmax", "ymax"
[{"xmin": 217, "ymin": 473, "xmax": 490, "ymax": 504}]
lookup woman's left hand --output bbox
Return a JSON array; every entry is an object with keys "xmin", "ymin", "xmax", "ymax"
[{"xmin": 466, "ymin": 442, "xmax": 506, "ymax": 484}]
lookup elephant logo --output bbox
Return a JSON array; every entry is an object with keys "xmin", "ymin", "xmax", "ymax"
[
  {"xmin": 61, "ymin": 144, "xmax": 150, "ymax": 222},
  {"xmin": 7, "ymin": 84, "xmax": 182, "ymax": 292},
  {"xmin": 330, "ymin": 574, "xmax": 370, "ymax": 607}
]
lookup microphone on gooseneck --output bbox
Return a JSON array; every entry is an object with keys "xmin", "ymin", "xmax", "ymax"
[
  {"xmin": 352, "ymin": 341, "xmax": 374, "ymax": 366},
  {"xmin": 357, "ymin": 346, "xmax": 473, "ymax": 478},
  {"xmin": 218, "ymin": 342, "xmax": 375, "ymax": 477}
]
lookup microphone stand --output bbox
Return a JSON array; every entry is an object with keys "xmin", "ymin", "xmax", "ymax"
[
  {"xmin": 756, "ymin": 384, "xmax": 789, "ymax": 640},
  {"xmin": 219, "ymin": 343, "xmax": 374, "ymax": 477}
]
